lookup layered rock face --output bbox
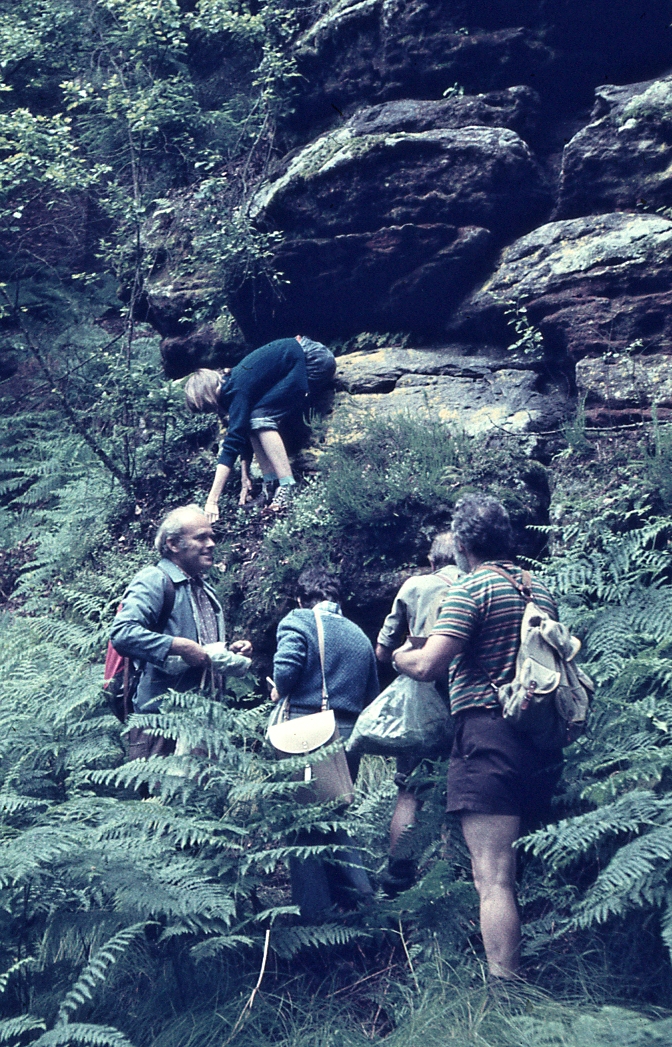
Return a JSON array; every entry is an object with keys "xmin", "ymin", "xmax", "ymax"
[
  {"xmin": 144, "ymin": 0, "xmax": 672, "ymax": 432},
  {"xmin": 333, "ymin": 348, "xmax": 569, "ymax": 436}
]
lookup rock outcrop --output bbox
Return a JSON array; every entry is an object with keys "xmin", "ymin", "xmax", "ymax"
[
  {"xmin": 344, "ymin": 88, "xmax": 540, "ymax": 139},
  {"xmin": 232, "ymin": 121, "xmax": 549, "ymax": 342},
  {"xmin": 290, "ymin": 0, "xmax": 672, "ymax": 135},
  {"xmin": 331, "ymin": 346, "xmax": 569, "ymax": 436},
  {"xmin": 577, "ymin": 352, "xmax": 672, "ymax": 424},
  {"xmin": 556, "ymin": 76, "xmax": 672, "ymax": 218},
  {"xmin": 230, "ymin": 224, "xmax": 494, "ymax": 344},
  {"xmin": 446, "ymin": 213, "xmax": 672, "ymax": 368},
  {"xmin": 137, "ymin": 0, "xmax": 672, "ymax": 434},
  {"xmin": 250, "ymin": 125, "xmax": 548, "ymax": 240}
]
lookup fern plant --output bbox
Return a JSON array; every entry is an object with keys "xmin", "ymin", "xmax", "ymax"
[
  {"xmin": 520, "ymin": 502, "xmax": 672, "ymax": 962},
  {"xmin": 0, "ymin": 607, "xmax": 437, "ymax": 1044}
]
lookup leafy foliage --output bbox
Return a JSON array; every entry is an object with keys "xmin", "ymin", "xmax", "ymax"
[
  {"xmin": 0, "ymin": 607, "xmax": 418, "ymax": 1042},
  {"xmin": 517, "ymin": 495, "xmax": 672, "ymax": 966}
]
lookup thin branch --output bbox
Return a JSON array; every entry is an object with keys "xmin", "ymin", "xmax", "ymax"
[
  {"xmin": 2, "ymin": 288, "xmax": 133, "ymax": 494},
  {"xmin": 222, "ymin": 928, "xmax": 271, "ymax": 1046},
  {"xmin": 397, "ymin": 918, "xmax": 420, "ymax": 994}
]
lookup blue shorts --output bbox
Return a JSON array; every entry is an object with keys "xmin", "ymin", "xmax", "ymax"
[{"xmin": 249, "ymin": 411, "xmax": 282, "ymax": 431}]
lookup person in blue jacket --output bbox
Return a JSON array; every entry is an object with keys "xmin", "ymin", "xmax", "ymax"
[
  {"xmin": 184, "ymin": 337, "xmax": 310, "ymax": 518},
  {"xmin": 271, "ymin": 566, "xmax": 379, "ymax": 919}
]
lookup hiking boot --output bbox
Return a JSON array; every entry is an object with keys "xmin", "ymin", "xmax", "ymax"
[
  {"xmin": 266, "ymin": 484, "xmax": 294, "ymax": 513},
  {"xmin": 380, "ymin": 857, "xmax": 416, "ymax": 897}
]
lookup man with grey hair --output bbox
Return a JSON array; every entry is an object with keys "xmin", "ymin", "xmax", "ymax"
[
  {"xmin": 111, "ymin": 505, "xmax": 252, "ymax": 763},
  {"xmin": 375, "ymin": 532, "xmax": 461, "ymax": 893},
  {"xmin": 394, "ymin": 494, "xmax": 561, "ymax": 980}
]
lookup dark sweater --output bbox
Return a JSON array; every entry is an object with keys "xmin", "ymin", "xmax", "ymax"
[
  {"xmin": 273, "ymin": 605, "xmax": 379, "ymax": 716},
  {"xmin": 217, "ymin": 338, "xmax": 308, "ymax": 468}
]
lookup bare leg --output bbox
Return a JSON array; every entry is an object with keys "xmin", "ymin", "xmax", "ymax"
[
  {"xmin": 253, "ymin": 429, "xmax": 293, "ymax": 481},
  {"xmin": 460, "ymin": 813, "xmax": 521, "ymax": 978},
  {"xmin": 249, "ymin": 433, "xmax": 274, "ymax": 476},
  {"xmin": 239, "ymin": 455, "xmax": 254, "ymax": 505},
  {"xmin": 390, "ymin": 789, "xmax": 419, "ymax": 854}
]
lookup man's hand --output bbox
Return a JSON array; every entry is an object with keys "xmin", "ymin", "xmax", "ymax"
[
  {"xmin": 229, "ymin": 639, "xmax": 253, "ymax": 656},
  {"xmin": 270, "ymin": 685, "xmax": 280, "ymax": 703},
  {"xmin": 169, "ymin": 637, "xmax": 210, "ymax": 669},
  {"xmin": 204, "ymin": 500, "xmax": 220, "ymax": 523}
]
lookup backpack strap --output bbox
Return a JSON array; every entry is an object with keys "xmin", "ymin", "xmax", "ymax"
[
  {"xmin": 485, "ymin": 564, "xmax": 533, "ymax": 602},
  {"xmin": 313, "ymin": 607, "xmax": 329, "ymax": 711},
  {"xmin": 475, "ymin": 565, "xmax": 533, "ymax": 696},
  {"xmin": 155, "ymin": 570, "xmax": 176, "ymax": 633},
  {"xmin": 122, "ymin": 569, "xmax": 176, "ymax": 706}
]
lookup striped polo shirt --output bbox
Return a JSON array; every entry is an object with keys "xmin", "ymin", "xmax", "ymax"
[{"xmin": 431, "ymin": 561, "xmax": 557, "ymax": 716}]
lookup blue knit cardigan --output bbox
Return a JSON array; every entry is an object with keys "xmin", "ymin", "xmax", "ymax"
[{"xmin": 273, "ymin": 604, "xmax": 379, "ymax": 716}]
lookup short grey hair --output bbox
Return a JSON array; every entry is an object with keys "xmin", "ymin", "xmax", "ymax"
[
  {"xmin": 428, "ymin": 532, "xmax": 455, "ymax": 569},
  {"xmin": 154, "ymin": 504, "xmax": 205, "ymax": 557},
  {"xmin": 451, "ymin": 493, "xmax": 513, "ymax": 560}
]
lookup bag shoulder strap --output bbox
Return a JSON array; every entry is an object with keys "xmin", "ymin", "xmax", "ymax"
[
  {"xmin": 155, "ymin": 570, "xmax": 176, "ymax": 633},
  {"xmin": 476, "ymin": 565, "xmax": 533, "ymax": 695},
  {"xmin": 313, "ymin": 607, "xmax": 329, "ymax": 711},
  {"xmin": 485, "ymin": 563, "xmax": 533, "ymax": 602}
]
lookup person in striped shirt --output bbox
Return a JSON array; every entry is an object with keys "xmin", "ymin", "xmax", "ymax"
[{"xmin": 393, "ymin": 493, "xmax": 562, "ymax": 981}]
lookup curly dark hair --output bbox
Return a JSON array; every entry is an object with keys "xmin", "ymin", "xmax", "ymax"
[
  {"xmin": 451, "ymin": 493, "xmax": 513, "ymax": 560},
  {"xmin": 296, "ymin": 567, "xmax": 341, "ymax": 607}
]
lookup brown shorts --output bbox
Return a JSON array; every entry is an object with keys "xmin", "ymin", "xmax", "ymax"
[{"xmin": 445, "ymin": 707, "xmax": 562, "ymax": 820}]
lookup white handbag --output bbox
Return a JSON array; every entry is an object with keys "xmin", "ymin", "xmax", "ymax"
[{"xmin": 267, "ymin": 609, "xmax": 354, "ymax": 805}]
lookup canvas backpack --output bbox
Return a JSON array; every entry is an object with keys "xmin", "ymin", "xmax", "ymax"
[
  {"xmin": 486, "ymin": 566, "xmax": 594, "ymax": 750},
  {"xmin": 103, "ymin": 570, "xmax": 175, "ymax": 723}
]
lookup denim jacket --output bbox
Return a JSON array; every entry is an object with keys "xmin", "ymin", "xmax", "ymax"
[{"xmin": 110, "ymin": 558, "xmax": 227, "ymax": 712}]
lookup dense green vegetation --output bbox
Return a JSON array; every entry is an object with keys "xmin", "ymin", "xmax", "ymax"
[
  {"xmin": 4, "ymin": 0, "xmax": 672, "ymax": 1043},
  {"xmin": 4, "ymin": 318, "xmax": 672, "ymax": 1043}
]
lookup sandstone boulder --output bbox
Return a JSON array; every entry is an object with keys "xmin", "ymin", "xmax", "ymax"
[
  {"xmin": 345, "ymin": 88, "xmax": 540, "ymax": 139},
  {"xmin": 251, "ymin": 125, "xmax": 549, "ymax": 241},
  {"xmin": 231, "ymin": 122, "xmax": 549, "ymax": 341},
  {"xmin": 330, "ymin": 346, "xmax": 569, "ymax": 436},
  {"xmin": 576, "ymin": 352, "xmax": 672, "ymax": 423},
  {"xmin": 556, "ymin": 76, "xmax": 672, "ymax": 218},
  {"xmin": 446, "ymin": 213, "xmax": 672, "ymax": 366}
]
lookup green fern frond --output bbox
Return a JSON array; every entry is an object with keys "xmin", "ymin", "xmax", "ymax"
[
  {"xmin": 57, "ymin": 923, "xmax": 147, "ymax": 1023},
  {"xmin": 270, "ymin": 923, "xmax": 368, "ymax": 959},
  {"xmin": 33, "ymin": 1023, "xmax": 135, "ymax": 1046},
  {"xmin": 189, "ymin": 934, "xmax": 256, "ymax": 960},
  {"xmin": 0, "ymin": 1015, "xmax": 47, "ymax": 1043},
  {"xmin": 524, "ymin": 791, "xmax": 668, "ymax": 866},
  {"xmin": 0, "ymin": 956, "xmax": 37, "ymax": 996},
  {"xmin": 572, "ymin": 825, "xmax": 672, "ymax": 927}
]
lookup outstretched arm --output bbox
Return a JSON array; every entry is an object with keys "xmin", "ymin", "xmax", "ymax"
[
  {"xmin": 204, "ymin": 463, "xmax": 231, "ymax": 523},
  {"xmin": 393, "ymin": 633, "xmax": 465, "ymax": 681}
]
